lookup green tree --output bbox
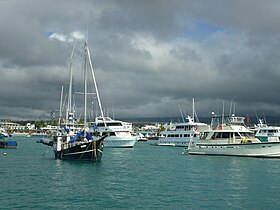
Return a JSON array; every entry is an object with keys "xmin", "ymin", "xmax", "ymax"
[{"xmin": 34, "ymin": 120, "xmax": 45, "ymax": 130}]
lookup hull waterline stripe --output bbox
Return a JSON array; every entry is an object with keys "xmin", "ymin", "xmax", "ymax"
[{"xmin": 62, "ymin": 149, "xmax": 97, "ymax": 156}]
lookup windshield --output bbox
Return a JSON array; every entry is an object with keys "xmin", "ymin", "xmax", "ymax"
[{"xmin": 239, "ymin": 132, "xmax": 254, "ymax": 138}]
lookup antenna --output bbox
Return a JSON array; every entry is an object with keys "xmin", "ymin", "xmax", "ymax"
[
  {"xmin": 263, "ymin": 112, "xmax": 267, "ymax": 124},
  {"xmin": 178, "ymin": 104, "xmax": 185, "ymax": 123},
  {"xmin": 192, "ymin": 98, "xmax": 195, "ymax": 120},
  {"xmin": 112, "ymin": 101, "xmax": 115, "ymax": 119},
  {"xmin": 229, "ymin": 99, "xmax": 233, "ymax": 116},
  {"xmin": 255, "ymin": 110, "xmax": 259, "ymax": 122}
]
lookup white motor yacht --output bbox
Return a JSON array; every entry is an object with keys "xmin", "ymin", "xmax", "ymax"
[
  {"xmin": 187, "ymin": 115, "xmax": 280, "ymax": 158},
  {"xmin": 155, "ymin": 116, "xmax": 210, "ymax": 147},
  {"xmin": 92, "ymin": 116, "xmax": 138, "ymax": 148}
]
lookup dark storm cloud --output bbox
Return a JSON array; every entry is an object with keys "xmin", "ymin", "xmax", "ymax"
[{"xmin": 1, "ymin": 0, "xmax": 280, "ymax": 120}]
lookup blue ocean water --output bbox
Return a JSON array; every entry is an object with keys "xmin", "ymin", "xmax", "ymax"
[{"xmin": 1, "ymin": 137, "xmax": 280, "ymax": 209}]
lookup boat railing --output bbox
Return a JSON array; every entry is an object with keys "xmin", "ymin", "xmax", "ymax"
[{"xmin": 61, "ymin": 140, "xmax": 90, "ymax": 150}]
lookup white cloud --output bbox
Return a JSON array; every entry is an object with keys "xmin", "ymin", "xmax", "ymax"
[
  {"xmin": 48, "ymin": 31, "xmax": 85, "ymax": 42},
  {"xmin": 48, "ymin": 32, "xmax": 67, "ymax": 42}
]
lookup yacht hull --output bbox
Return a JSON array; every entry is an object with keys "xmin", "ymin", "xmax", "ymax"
[
  {"xmin": 155, "ymin": 137, "xmax": 194, "ymax": 147},
  {"xmin": 104, "ymin": 136, "xmax": 137, "ymax": 148},
  {"xmin": 188, "ymin": 142, "xmax": 280, "ymax": 158}
]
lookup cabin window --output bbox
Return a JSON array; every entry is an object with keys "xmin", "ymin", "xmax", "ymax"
[
  {"xmin": 235, "ymin": 132, "xmax": 241, "ymax": 139},
  {"xmin": 97, "ymin": 122, "xmax": 122, "ymax": 127},
  {"xmin": 200, "ymin": 132, "xmax": 208, "ymax": 139},
  {"xmin": 215, "ymin": 132, "xmax": 222, "ymax": 139},
  {"xmin": 242, "ymin": 132, "xmax": 253, "ymax": 137},
  {"xmin": 222, "ymin": 132, "xmax": 230, "ymax": 138},
  {"xmin": 105, "ymin": 132, "xmax": 116, "ymax": 136}
]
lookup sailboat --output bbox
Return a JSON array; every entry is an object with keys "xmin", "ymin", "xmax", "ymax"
[{"xmin": 48, "ymin": 41, "xmax": 107, "ymax": 161}]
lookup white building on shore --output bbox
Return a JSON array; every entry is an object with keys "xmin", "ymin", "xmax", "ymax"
[{"xmin": 0, "ymin": 119, "xmax": 35, "ymax": 132}]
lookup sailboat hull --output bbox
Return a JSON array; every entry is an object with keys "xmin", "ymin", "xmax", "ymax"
[{"xmin": 55, "ymin": 139, "xmax": 104, "ymax": 161}]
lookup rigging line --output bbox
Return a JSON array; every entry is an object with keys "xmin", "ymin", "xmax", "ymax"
[
  {"xmin": 79, "ymin": 141, "xmax": 92, "ymax": 160},
  {"xmin": 58, "ymin": 86, "xmax": 64, "ymax": 126},
  {"xmin": 94, "ymin": 140, "xmax": 97, "ymax": 159},
  {"xmin": 85, "ymin": 42, "xmax": 107, "ymax": 128},
  {"xmin": 78, "ymin": 141, "xmax": 98, "ymax": 160}
]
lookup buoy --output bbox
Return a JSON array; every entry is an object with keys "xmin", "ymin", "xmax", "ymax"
[{"xmin": 3, "ymin": 152, "xmax": 7, "ymax": 156}]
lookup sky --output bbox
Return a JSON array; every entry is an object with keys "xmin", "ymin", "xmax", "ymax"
[{"xmin": 1, "ymin": 0, "xmax": 280, "ymax": 121}]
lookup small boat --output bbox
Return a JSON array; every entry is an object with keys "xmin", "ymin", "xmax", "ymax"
[
  {"xmin": 0, "ymin": 129, "xmax": 9, "ymax": 139},
  {"xmin": 0, "ymin": 141, "xmax": 17, "ymax": 149},
  {"xmin": 187, "ymin": 115, "xmax": 280, "ymax": 158},
  {"xmin": 137, "ymin": 133, "xmax": 148, "ymax": 141}
]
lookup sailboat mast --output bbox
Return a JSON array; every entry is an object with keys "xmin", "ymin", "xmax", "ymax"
[
  {"xmin": 84, "ymin": 43, "xmax": 88, "ymax": 128},
  {"xmin": 85, "ymin": 42, "xmax": 105, "ymax": 120},
  {"xmin": 66, "ymin": 42, "xmax": 76, "ymax": 123},
  {"xmin": 222, "ymin": 100, "xmax": 225, "ymax": 129}
]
